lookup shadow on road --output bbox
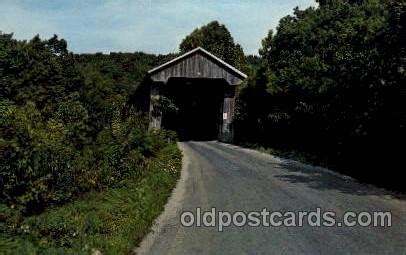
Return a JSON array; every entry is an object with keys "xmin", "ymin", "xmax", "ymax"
[{"xmin": 272, "ymin": 161, "xmax": 405, "ymax": 200}]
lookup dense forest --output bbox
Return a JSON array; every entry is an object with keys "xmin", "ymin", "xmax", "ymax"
[
  {"xmin": 0, "ymin": 0, "xmax": 404, "ymax": 253},
  {"xmin": 0, "ymin": 34, "xmax": 180, "ymax": 253},
  {"xmin": 235, "ymin": 0, "xmax": 404, "ymax": 190},
  {"xmin": 0, "ymin": 33, "xmax": 175, "ymax": 213}
]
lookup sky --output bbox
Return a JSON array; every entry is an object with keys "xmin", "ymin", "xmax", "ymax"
[{"xmin": 1, "ymin": 0, "xmax": 317, "ymax": 55}]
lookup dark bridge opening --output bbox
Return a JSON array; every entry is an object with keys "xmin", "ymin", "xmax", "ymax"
[
  {"xmin": 162, "ymin": 78, "xmax": 226, "ymax": 141},
  {"xmin": 146, "ymin": 47, "xmax": 247, "ymax": 142}
]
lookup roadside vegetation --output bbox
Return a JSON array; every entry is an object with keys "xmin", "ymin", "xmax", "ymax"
[
  {"xmin": 0, "ymin": 33, "xmax": 181, "ymax": 253},
  {"xmin": 0, "ymin": 144, "xmax": 181, "ymax": 254},
  {"xmin": 235, "ymin": 0, "xmax": 404, "ymax": 191}
]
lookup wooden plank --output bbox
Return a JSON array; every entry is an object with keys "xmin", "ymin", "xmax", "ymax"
[
  {"xmin": 150, "ymin": 52, "xmax": 244, "ymax": 85},
  {"xmin": 218, "ymin": 96, "xmax": 235, "ymax": 142}
]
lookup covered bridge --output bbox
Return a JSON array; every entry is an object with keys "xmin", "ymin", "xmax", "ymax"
[{"xmin": 146, "ymin": 47, "xmax": 247, "ymax": 142}]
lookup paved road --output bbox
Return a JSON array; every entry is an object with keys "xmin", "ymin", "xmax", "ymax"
[{"xmin": 136, "ymin": 141, "xmax": 405, "ymax": 255}]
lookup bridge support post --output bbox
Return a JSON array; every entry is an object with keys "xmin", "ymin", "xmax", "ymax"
[{"xmin": 218, "ymin": 86, "xmax": 235, "ymax": 143}]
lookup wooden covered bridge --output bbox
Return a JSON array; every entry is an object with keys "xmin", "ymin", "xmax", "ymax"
[{"xmin": 146, "ymin": 47, "xmax": 247, "ymax": 142}]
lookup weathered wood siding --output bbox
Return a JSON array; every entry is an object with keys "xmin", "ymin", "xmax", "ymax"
[
  {"xmin": 218, "ymin": 96, "xmax": 235, "ymax": 142},
  {"xmin": 150, "ymin": 52, "xmax": 244, "ymax": 85},
  {"xmin": 147, "ymin": 47, "xmax": 247, "ymax": 142}
]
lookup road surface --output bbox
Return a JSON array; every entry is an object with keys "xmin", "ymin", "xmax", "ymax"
[{"xmin": 135, "ymin": 141, "xmax": 405, "ymax": 255}]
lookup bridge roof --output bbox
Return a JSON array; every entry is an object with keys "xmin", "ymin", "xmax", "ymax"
[{"xmin": 147, "ymin": 47, "xmax": 247, "ymax": 85}]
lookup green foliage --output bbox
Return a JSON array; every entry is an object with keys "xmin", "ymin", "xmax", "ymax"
[
  {"xmin": 151, "ymin": 96, "xmax": 179, "ymax": 117},
  {"xmin": 0, "ymin": 33, "xmax": 178, "ymax": 214},
  {"xmin": 74, "ymin": 52, "xmax": 168, "ymax": 134},
  {"xmin": 0, "ymin": 34, "xmax": 82, "ymax": 114},
  {"xmin": 236, "ymin": 0, "xmax": 404, "ymax": 189},
  {"xmin": 0, "ymin": 144, "xmax": 181, "ymax": 254},
  {"xmin": 316, "ymin": 0, "xmax": 367, "ymax": 6},
  {"xmin": 179, "ymin": 21, "xmax": 247, "ymax": 71}
]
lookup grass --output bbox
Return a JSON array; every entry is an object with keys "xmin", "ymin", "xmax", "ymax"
[{"xmin": 0, "ymin": 144, "xmax": 182, "ymax": 255}]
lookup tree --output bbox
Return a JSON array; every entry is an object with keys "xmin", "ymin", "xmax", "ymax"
[
  {"xmin": 316, "ymin": 0, "xmax": 366, "ymax": 6},
  {"xmin": 179, "ymin": 21, "xmax": 247, "ymax": 70},
  {"xmin": 236, "ymin": 0, "xmax": 405, "ymax": 190},
  {"xmin": 1, "ymin": 33, "xmax": 174, "ymax": 213}
]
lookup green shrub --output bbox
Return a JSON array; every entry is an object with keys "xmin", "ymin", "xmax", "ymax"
[
  {"xmin": 0, "ymin": 144, "xmax": 181, "ymax": 254},
  {"xmin": 0, "ymin": 100, "xmax": 175, "ymax": 213},
  {"xmin": 0, "ymin": 33, "xmax": 177, "ymax": 215}
]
